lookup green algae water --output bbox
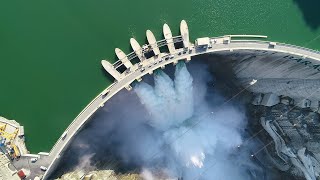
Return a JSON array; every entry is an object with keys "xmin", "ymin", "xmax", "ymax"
[{"xmin": 0, "ymin": 0, "xmax": 319, "ymax": 153}]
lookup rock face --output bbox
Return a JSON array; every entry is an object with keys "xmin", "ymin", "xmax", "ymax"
[
  {"xmin": 247, "ymin": 101, "xmax": 320, "ymax": 180},
  {"xmin": 56, "ymin": 170, "xmax": 141, "ymax": 180}
]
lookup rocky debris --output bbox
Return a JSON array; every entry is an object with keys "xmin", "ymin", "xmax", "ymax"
[{"xmin": 56, "ymin": 170, "xmax": 141, "ymax": 180}]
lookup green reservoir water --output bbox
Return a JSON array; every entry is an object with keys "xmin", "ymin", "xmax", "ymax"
[{"xmin": 0, "ymin": 0, "xmax": 319, "ymax": 153}]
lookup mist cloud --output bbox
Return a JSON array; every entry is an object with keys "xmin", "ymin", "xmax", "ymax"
[{"xmin": 63, "ymin": 61, "xmax": 265, "ymax": 180}]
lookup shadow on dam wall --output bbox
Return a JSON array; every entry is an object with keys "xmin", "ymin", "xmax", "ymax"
[{"xmin": 292, "ymin": 0, "xmax": 320, "ymax": 30}]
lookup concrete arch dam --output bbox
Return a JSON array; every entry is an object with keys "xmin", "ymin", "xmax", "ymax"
[{"xmin": 16, "ymin": 20, "xmax": 320, "ymax": 179}]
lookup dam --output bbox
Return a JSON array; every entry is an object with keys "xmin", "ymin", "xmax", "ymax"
[{"xmin": 1, "ymin": 20, "xmax": 320, "ymax": 179}]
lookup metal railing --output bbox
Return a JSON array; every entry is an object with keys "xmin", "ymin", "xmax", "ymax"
[
  {"xmin": 226, "ymin": 34, "xmax": 268, "ymax": 39},
  {"xmin": 230, "ymin": 39, "xmax": 320, "ymax": 56},
  {"xmin": 277, "ymin": 43, "xmax": 320, "ymax": 55}
]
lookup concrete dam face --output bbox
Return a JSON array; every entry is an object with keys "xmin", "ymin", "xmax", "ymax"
[
  {"xmin": 208, "ymin": 49, "xmax": 320, "ymax": 103},
  {"xmin": 54, "ymin": 49, "xmax": 320, "ymax": 180}
]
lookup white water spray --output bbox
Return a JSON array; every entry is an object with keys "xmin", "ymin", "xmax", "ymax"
[
  {"xmin": 65, "ymin": 61, "xmax": 265, "ymax": 180},
  {"xmin": 134, "ymin": 62, "xmax": 256, "ymax": 179},
  {"xmin": 135, "ymin": 62, "xmax": 193, "ymax": 130}
]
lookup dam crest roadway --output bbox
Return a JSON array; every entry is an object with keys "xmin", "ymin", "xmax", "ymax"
[{"xmin": 12, "ymin": 20, "xmax": 320, "ymax": 179}]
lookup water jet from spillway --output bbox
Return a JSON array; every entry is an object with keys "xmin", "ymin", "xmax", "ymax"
[{"xmin": 133, "ymin": 62, "xmax": 261, "ymax": 179}]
